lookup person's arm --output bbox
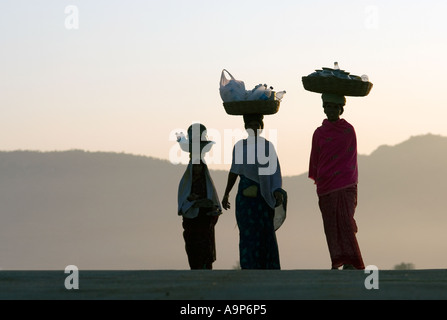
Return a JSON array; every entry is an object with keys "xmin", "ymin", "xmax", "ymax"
[
  {"xmin": 273, "ymin": 190, "xmax": 284, "ymax": 207},
  {"xmin": 308, "ymin": 130, "xmax": 319, "ymax": 182},
  {"xmin": 222, "ymin": 172, "xmax": 238, "ymax": 210}
]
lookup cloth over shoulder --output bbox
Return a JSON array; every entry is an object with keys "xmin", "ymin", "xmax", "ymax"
[
  {"xmin": 178, "ymin": 162, "xmax": 222, "ymax": 219},
  {"xmin": 309, "ymin": 118, "xmax": 358, "ymax": 195},
  {"xmin": 230, "ymin": 136, "xmax": 287, "ymax": 230}
]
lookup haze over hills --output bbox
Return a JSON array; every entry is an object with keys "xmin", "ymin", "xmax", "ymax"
[{"xmin": 1, "ymin": 134, "xmax": 446, "ymax": 271}]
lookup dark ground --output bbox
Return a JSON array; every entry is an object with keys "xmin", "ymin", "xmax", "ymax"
[
  {"xmin": 1, "ymin": 269, "xmax": 446, "ymax": 318},
  {"xmin": 1, "ymin": 269, "xmax": 447, "ymax": 300}
]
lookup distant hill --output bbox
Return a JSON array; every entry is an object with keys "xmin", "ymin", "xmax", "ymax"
[{"xmin": 1, "ymin": 134, "xmax": 446, "ymax": 270}]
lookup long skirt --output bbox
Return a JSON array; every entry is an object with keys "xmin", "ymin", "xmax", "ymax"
[
  {"xmin": 235, "ymin": 175, "xmax": 280, "ymax": 269},
  {"xmin": 182, "ymin": 210, "xmax": 218, "ymax": 270},
  {"xmin": 318, "ymin": 185, "xmax": 365, "ymax": 270}
]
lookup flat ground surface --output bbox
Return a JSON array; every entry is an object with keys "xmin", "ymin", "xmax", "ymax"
[{"xmin": 1, "ymin": 269, "xmax": 446, "ymax": 300}]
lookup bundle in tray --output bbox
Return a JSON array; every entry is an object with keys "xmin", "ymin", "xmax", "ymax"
[
  {"xmin": 301, "ymin": 62, "xmax": 373, "ymax": 97},
  {"xmin": 219, "ymin": 69, "xmax": 285, "ymax": 116}
]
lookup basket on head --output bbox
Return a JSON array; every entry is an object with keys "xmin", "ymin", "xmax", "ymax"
[
  {"xmin": 302, "ymin": 76, "xmax": 373, "ymax": 97},
  {"xmin": 223, "ymin": 100, "xmax": 280, "ymax": 116}
]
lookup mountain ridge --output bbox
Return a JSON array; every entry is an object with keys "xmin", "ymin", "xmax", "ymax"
[{"xmin": 1, "ymin": 133, "xmax": 446, "ymax": 270}]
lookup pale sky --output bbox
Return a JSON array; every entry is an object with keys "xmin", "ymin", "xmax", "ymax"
[{"xmin": 1, "ymin": 0, "xmax": 446, "ymax": 176}]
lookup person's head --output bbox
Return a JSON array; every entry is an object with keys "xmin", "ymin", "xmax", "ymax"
[
  {"xmin": 243, "ymin": 114, "xmax": 264, "ymax": 135},
  {"xmin": 187, "ymin": 123, "xmax": 212, "ymax": 163},
  {"xmin": 321, "ymin": 93, "xmax": 346, "ymax": 122}
]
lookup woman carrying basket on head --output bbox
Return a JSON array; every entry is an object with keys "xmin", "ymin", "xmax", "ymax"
[
  {"xmin": 309, "ymin": 93, "xmax": 365, "ymax": 270},
  {"xmin": 222, "ymin": 114, "xmax": 287, "ymax": 270}
]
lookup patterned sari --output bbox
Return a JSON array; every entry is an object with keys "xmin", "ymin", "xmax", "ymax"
[{"xmin": 235, "ymin": 175, "xmax": 280, "ymax": 269}]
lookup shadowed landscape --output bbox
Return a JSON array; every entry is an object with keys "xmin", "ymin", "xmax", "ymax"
[
  {"xmin": 1, "ymin": 134, "xmax": 447, "ymax": 271},
  {"xmin": 1, "ymin": 269, "xmax": 447, "ymax": 300}
]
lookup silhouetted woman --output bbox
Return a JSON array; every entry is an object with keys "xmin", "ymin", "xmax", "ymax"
[
  {"xmin": 222, "ymin": 114, "xmax": 287, "ymax": 269},
  {"xmin": 309, "ymin": 93, "xmax": 365, "ymax": 270}
]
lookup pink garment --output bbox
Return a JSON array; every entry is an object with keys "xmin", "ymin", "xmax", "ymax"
[
  {"xmin": 309, "ymin": 119, "xmax": 358, "ymax": 196},
  {"xmin": 318, "ymin": 185, "xmax": 365, "ymax": 270}
]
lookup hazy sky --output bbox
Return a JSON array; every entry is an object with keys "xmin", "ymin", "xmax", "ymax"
[{"xmin": 1, "ymin": 0, "xmax": 446, "ymax": 176}]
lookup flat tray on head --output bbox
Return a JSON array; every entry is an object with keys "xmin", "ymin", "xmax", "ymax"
[
  {"xmin": 302, "ymin": 76, "xmax": 373, "ymax": 97},
  {"xmin": 223, "ymin": 100, "xmax": 280, "ymax": 115}
]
